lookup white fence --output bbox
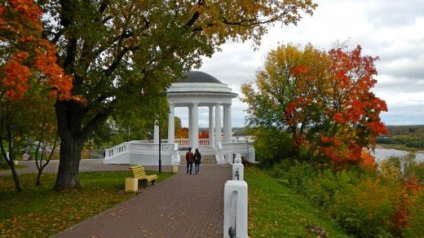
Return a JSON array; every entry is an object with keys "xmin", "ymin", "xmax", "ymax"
[
  {"xmin": 224, "ymin": 154, "xmax": 248, "ymax": 238},
  {"xmin": 218, "ymin": 142, "xmax": 255, "ymax": 164},
  {"xmin": 175, "ymin": 138, "xmax": 210, "ymax": 146},
  {"xmin": 103, "ymin": 139, "xmax": 255, "ymax": 166},
  {"xmin": 103, "ymin": 140, "xmax": 180, "ymax": 165}
]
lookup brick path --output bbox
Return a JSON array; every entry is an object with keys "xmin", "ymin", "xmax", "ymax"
[{"xmin": 51, "ymin": 163, "xmax": 232, "ymax": 238}]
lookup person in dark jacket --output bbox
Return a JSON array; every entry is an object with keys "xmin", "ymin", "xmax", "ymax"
[
  {"xmin": 194, "ymin": 148, "xmax": 202, "ymax": 175},
  {"xmin": 185, "ymin": 147, "xmax": 194, "ymax": 175}
]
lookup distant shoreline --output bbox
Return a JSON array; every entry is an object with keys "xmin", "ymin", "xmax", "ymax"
[{"xmin": 376, "ymin": 144, "xmax": 424, "ymax": 154}]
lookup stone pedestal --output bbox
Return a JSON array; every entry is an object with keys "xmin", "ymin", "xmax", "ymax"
[
  {"xmin": 125, "ymin": 178, "xmax": 138, "ymax": 192},
  {"xmin": 172, "ymin": 165, "xmax": 178, "ymax": 173}
]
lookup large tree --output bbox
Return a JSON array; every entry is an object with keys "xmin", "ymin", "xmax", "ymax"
[
  {"xmin": 31, "ymin": 0, "xmax": 318, "ymax": 191},
  {"xmin": 241, "ymin": 43, "xmax": 388, "ymax": 168},
  {"xmin": 0, "ymin": 0, "xmax": 72, "ymax": 191}
]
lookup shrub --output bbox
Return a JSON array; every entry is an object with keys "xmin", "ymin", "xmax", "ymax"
[
  {"xmin": 402, "ymin": 189, "xmax": 424, "ymax": 237},
  {"xmin": 0, "ymin": 161, "xmax": 9, "ymax": 170},
  {"xmin": 254, "ymin": 128, "xmax": 295, "ymax": 167},
  {"xmin": 328, "ymin": 178, "xmax": 400, "ymax": 237},
  {"xmin": 273, "ymin": 160, "xmax": 318, "ymax": 194}
]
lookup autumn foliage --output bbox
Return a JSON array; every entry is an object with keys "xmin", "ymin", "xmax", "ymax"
[
  {"xmin": 176, "ymin": 128, "xmax": 188, "ymax": 139},
  {"xmin": 175, "ymin": 128, "xmax": 209, "ymax": 139},
  {"xmin": 0, "ymin": 0, "xmax": 72, "ymax": 100},
  {"xmin": 242, "ymin": 43, "xmax": 388, "ymax": 169}
]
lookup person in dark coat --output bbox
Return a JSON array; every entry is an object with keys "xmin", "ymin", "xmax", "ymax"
[
  {"xmin": 185, "ymin": 147, "xmax": 194, "ymax": 175},
  {"xmin": 194, "ymin": 148, "xmax": 202, "ymax": 175}
]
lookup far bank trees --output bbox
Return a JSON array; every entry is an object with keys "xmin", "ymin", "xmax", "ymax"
[{"xmin": 241, "ymin": 43, "xmax": 388, "ymax": 168}]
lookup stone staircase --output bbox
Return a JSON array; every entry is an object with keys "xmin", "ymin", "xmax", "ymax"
[
  {"xmin": 201, "ymin": 154, "xmax": 217, "ymax": 164},
  {"xmin": 180, "ymin": 154, "xmax": 217, "ymax": 164}
]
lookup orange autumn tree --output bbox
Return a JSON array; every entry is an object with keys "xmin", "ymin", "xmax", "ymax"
[
  {"xmin": 176, "ymin": 128, "xmax": 189, "ymax": 139},
  {"xmin": 317, "ymin": 45, "xmax": 388, "ymax": 168},
  {"xmin": 0, "ymin": 0, "xmax": 72, "ymax": 100},
  {"xmin": 242, "ymin": 43, "xmax": 388, "ymax": 168},
  {"xmin": 0, "ymin": 0, "xmax": 72, "ymax": 191},
  {"xmin": 199, "ymin": 131, "xmax": 209, "ymax": 139}
]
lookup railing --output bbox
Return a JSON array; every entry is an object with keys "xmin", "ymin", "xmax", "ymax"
[
  {"xmin": 104, "ymin": 143, "xmax": 127, "ymax": 158},
  {"xmin": 224, "ymin": 154, "xmax": 248, "ymax": 238},
  {"xmin": 218, "ymin": 142, "xmax": 255, "ymax": 164},
  {"xmin": 104, "ymin": 140, "xmax": 178, "ymax": 158},
  {"xmin": 103, "ymin": 140, "xmax": 180, "ymax": 165},
  {"xmin": 174, "ymin": 138, "xmax": 210, "ymax": 146},
  {"xmin": 175, "ymin": 139, "xmax": 189, "ymax": 146},
  {"xmin": 104, "ymin": 139, "xmax": 255, "ymax": 167}
]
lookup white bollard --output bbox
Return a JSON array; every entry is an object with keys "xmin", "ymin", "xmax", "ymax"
[
  {"xmin": 232, "ymin": 163, "xmax": 244, "ymax": 181},
  {"xmin": 234, "ymin": 153, "xmax": 242, "ymax": 164},
  {"xmin": 223, "ymin": 180, "xmax": 248, "ymax": 238}
]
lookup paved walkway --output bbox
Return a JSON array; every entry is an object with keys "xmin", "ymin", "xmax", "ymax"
[{"xmin": 4, "ymin": 160, "xmax": 232, "ymax": 238}]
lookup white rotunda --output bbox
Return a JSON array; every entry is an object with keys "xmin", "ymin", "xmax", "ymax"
[
  {"xmin": 103, "ymin": 71, "xmax": 255, "ymax": 166},
  {"xmin": 167, "ymin": 71, "xmax": 238, "ymax": 149}
]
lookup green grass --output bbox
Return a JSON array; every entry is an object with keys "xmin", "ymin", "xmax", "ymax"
[
  {"xmin": 0, "ymin": 170, "xmax": 173, "ymax": 237},
  {"xmin": 245, "ymin": 166, "xmax": 349, "ymax": 238}
]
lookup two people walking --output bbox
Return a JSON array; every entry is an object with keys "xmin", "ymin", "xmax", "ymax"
[{"xmin": 186, "ymin": 147, "xmax": 201, "ymax": 175}]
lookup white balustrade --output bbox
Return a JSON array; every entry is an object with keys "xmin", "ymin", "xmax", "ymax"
[
  {"xmin": 175, "ymin": 139, "xmax": 189, "ymax": 146},
  {"xmin": 175, "ymin": 138, "xmax": 210, "ymax": 146},
  {"xmin": 103, "ymin": 139, "xmax": 255, "ymax": 166},
  {"xmin": 218, "ymin": 142, "xmax": 255, "ymax": 164},
  {"xmin": 103, "ymin": 140, "xmax": 180, "ymax": 166}
]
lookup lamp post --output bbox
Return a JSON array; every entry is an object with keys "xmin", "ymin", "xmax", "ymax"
[{"xmin": 156, "ymin": 119, "xmax": 162, "ymax": 174}]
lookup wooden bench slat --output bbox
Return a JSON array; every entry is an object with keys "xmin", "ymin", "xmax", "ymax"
[{"xmin": 128, "ymin": 165, "xmax": 158, "ymax": 187}]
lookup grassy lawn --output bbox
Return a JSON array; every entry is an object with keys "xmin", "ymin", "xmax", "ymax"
[
  {"xmin": 245, "ymin": 166, "xmax": 349, "ymax": 238},
  {"xmin": 0, "ymin": 170, "xmax": 172, "ymax": 237}
]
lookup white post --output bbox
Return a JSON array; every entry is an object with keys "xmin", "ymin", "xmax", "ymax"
[
  {"xmin": 234, "ymin": 154, "xmax": 242, "ymax": 164},
  {"xmin": 232, "ymin": 163, "xmax": 244, "ymax": 181},
  {"xmin": 168, "ymin": 104, "xmax": 175, "ymax": 144},
  {"xmin": 224, "ymin": 180, "xmax": 248, "ymax": 238}
]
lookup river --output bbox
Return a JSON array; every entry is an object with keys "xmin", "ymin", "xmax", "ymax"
[{"xmin": 374, "ymin": 148, "xmax": 424, "ymax": 163}]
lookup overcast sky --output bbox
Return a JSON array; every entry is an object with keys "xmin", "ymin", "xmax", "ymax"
[{"xmin": 176, "ymin": 0, "xmax": 424, "ymax": 128}]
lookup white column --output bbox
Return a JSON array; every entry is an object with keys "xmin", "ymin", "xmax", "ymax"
[
  {"xmin": 188, "ymin": 105, "xmax": 193, "ymax": 147},
  {"xmin": 168, "ymin": 104, "xmax": 175, "ymax": 144},
  {"xmin": 191, "ymin": 102, "xmax": 199, "ymax": 149},
  {"xmin": 224, "ymin": 104, "xmax": 232, "ymax": 143},
  {"xmin": 209, "ymin": 105, "xmax": 215, "ymax": 147},
  {"xmin": 215, "ymin": 104, "xmax": 221, "ymax": 146}
]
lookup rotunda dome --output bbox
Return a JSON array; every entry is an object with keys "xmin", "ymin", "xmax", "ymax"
[{"xmin": 176, "ymin": 71, "xmax": 223, "ymax": 84}]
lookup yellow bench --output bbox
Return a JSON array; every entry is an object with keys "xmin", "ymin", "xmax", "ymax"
[{"xmin": 129, "ymin": 165, "xmax": 158, "ymax": 188}]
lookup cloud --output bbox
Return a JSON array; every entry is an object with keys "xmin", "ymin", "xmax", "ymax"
[{"xmin": 171, "ymin": 0, "xmax": 424, "ymax": 127}]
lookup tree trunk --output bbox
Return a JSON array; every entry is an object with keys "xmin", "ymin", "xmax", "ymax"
[
  {"xmin": 0, "ymin": 120, "xmax": 22, "ymax": 192},
  {"xmin": 53, "ymin": 133, "xmax": 84, "ymax": 191},
  {"xmin": 53, "ymin": 100, "xmax": 86, "ymax": 192},
  {"xmin": 36, "ymin": 171, "xmax": 42, "ymax": 186},
  {"xmin": 7, "ymin": 160, "xmax": 22, "ymax": 192}
]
